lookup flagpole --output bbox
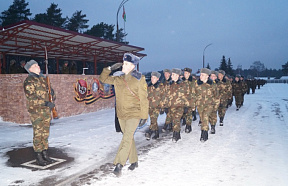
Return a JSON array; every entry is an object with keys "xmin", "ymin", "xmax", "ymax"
[{"xmin": 116, "ymin": 0, "xmax": 129, "ymax": 42}]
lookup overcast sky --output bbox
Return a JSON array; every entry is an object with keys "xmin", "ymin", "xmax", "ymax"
[{"xmin": 1, "ymin": 0, "xmax": 288, "ymax": 72}]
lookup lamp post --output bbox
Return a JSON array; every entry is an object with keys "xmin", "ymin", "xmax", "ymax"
[
  {"xmin": 202, "ymin": 43, "xmax": 212, "ymax": 68},
  {"xmin": 116, "ymin": 0, "xmax": 129, "ymax": 42}
]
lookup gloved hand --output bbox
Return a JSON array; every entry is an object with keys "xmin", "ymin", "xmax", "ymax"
[
  {"xmin": 138, "ymin": 119, "xmax": 147, "ymax": 127},
  {"xmin": 110, "ymin": 63, "xmax": 122, "ymax": 71},
  {"xmin": 183, "ymin": 107, "xmax": 188, "ymax": 114},
  {"xmin": 45, "ymin": 101, "xmax": 55, "ymax": 109},
  {"xmin": 164, "ymin": 108, "xmax": 169, "ymax": 114},
  {"xmin": 160, "ymin": 109, "xmax": 164, "ymax": 115}
]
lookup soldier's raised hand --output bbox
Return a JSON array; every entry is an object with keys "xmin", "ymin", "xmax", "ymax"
[{"xmin": 110, "ymin": 63, "xmax": 122, "ymax": 71}]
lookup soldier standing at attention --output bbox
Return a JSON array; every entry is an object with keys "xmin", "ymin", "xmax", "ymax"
[
  {"xmin": 145, "ymin": 71, "xmax": 164, "ymax": 140},
  {"xmin": 217, "ymin": 70, "xmax": 232, "ymax": 126},
  {"xmin": 161, "ymin": 69, "xmax": 173, "ymax": 132},
  {"xmin": 23, "ymin": 60, "xmax": 55, "ymax": 166},
  {"xmin": 192, "ymin": 68, "xmax": 218, "ymax": 142},
  {"xmin": 62, "ymin": 61, "xmax": 69, "ymax": 74},
  {"xmin": 182, "ymin": 67, "xmax": 194, "ymax": 133},
  {"xmin": 209, "ymin": 71, "xmax": 220, "ymax": 134},
  {"xmin": 99, "ymin": 53, "xmax": 149, "ymax": 177}
]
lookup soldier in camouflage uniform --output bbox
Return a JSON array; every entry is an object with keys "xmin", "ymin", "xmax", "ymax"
[
  {"xmin": 163, "ymin": 68, "xmax": 191, "ymax": 142},
  {"xmin": 23, "ymin": 60, "xmax": 55, "ymax": 166},
  {"xmin": 208, "ymin": 71, "xmax": 220, "ymax": 134},
  {"xmin": 161, "ymin": 69, "xmax": 173, "ymax": 132},
  {"xmin": 226, "ymin": 75, "xmax": 233, "ymax": 108},
  {"xmin": 191, "ymin": 74, "xmax": 198, "ymax": 121},
  {"xmin": 145, "ymin": 71, "xmax": 164, "ymax": 140},
  {"xmin": 217, "ymin": 70, "xmax": 232, "ymax": 126},
  {"xmin": 181, "ymin": 67, "xmax": 195, "ymax": 133},
  {"xmin": 240, "ymin": 75, "xmax": 247, "ymax": 106},
  {"xmin": 232, "ymin": 75, "xmax": 244, "ymax": 111},
  {"xmin": 62, "ymin": 61, "xmax": 69, "ymax": 74},
  {"xmin": 192, "ymin": 68, "xmax": 218, "ymax": 142}
]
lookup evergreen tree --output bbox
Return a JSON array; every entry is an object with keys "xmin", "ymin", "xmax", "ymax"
[
  {"xmin": 85, "ymin": 22, "xmax": 115, "ymax": 40},
  {"xmin": 226, "ymin": 58, "xmax": 234, "ymax": 76},
  {"xmin": 206, "ymin": 63, "xmax": 211, "ymax": 69},
  {"xmin": 219, "ymin": 55, "xmax": 228, "ymax": 72},
  {"xmin": 33, "ymin": 3, "xmax": 66, "ymax": 28},
  {"xmin": 66, "ymin": 10, "xmax": 89, "ymax": 33},
  {"xmin": 0, "ymin": 0, "xmax": 31, "ymax": 27},
  {"xmin": 282, "ymin": 61, "xmax": 288, "ymax": 75}
]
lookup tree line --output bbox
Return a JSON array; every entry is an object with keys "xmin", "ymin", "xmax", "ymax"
[{"xmin": 0, "ymin": 0, "xmax": 127, "ymax": 43}]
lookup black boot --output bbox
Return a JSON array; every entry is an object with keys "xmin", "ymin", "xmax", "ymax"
[
  {"xmin": 145, "ymin": 129, "xmax": 153, "ymax": 140},
  {"xmin": 185, "ymin": 125, "xmax": 192, "ymax": 133},
  {"xmin": 182, "ymin": 117, "xmax": 186, "ymax": 126},
  {"xmin": 152, "ymin": 130, "xmax": 159, "ymax": 140},
  {"xmin": 219, "ymin": 117, "xmax": 224, "ymax": 126},
  {"xmin": 200, "ymin": 130, "xmax": 208, "ymax": 142},
  {"xmin": 192, "ymin": 111, "xmax": 197, "ymax": 121},
  {"xmin": 167, "ymin": 123, "xmax": 173, "ymax": 132},
  {"xmin": 211, "ymin": 125, "xmax": 216, "ymax": 134},
  {"xmin": 128, "ymin": 162, "xmax": 138, "ymax": 171},
  {"xmin": 113, "ymin": 163, "xmax": 123, "ymax": 177},
  {"xmin": 42, "ymin": 150, "xmax": 54, "ymax": 163},
  {"xmin": 35, "ymin": 152, "xmax": 47, "ymax": 166},
  {"xmin": 162, "ymin": 123, "xmax": 168, "ymax": 132},
  {"xmin": 198, "ymin": 120, "xmax": 202, "ymax": 126},
  {"xmin": 172, "ymin": 131, "xmax": 181, "ymax": 142}
]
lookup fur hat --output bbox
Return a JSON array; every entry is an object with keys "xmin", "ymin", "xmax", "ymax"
[
  {"xmin": 184, "ymin": 67, "xmax": 192, "ymax": 73},
  {"xmin": 123, "ymin": 53, "xmax": 140, "ymax": 65},
  {"xmin": 24, "ymin": 60, "xmax": 38, "ymax": 72},
  {"xmin": 236, "ymin": 74, "xmax": 241, "ymax": 78},
  {"xmin": 218, "ymin": 70, "xmax": 226, "ymax": 76},
  {"xmin": 200, "ymin": 68, "xmax": 211, "ymax": 75},
  {"xmin": 163, "ymin": 69, "xmax": 172, "ymax": 74},
  {"xmin": 151, "ymin": 71, "xmax": 161, "ymax": 79},
  {"xmin": 171, "ymin": 68, "xmax": 182, "ymax": 75},
  {"xmin": 210, "ymin": 70, "xmax": 218, "ymax": 76}
]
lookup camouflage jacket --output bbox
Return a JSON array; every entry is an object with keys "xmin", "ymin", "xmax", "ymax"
[
  {"xmin": 241, "ymin": 80, "xmax": 248, "ymax": 94},
  {"xmin": 23, "ymin": 73, "xmax": 51, "ymax": 113},
  {"xmin": 192, "ymin": 79, "xmax": 219, "ymax": 109},
  {"xmin": 147, "ymin": 81, "xmax": 165, "ymax": 109},
  {"xmin": 182, "ymin": 76, "xmax": 196, "ymax": 101},
  {"xmin": 232, "ymin": 80, "xmax": 243, "ymax": 96},
  {"xmin": 217, "ymin": 78, "xmax": 232, "ymax": 104},
  {"xmin": 163, "ymin": 79, "xmax": 191, "ymax": 108}
]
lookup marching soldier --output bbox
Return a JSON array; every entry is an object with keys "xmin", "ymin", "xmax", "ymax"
[
  {"xmin": 163, "ymin": 68, "xmax": 191, "ymax": 142},
  {"xmin": 99, "ymin": 53, "xmax": 149, "ymax": 176},
  {"xmin": 192, "ymin": 68, "xmax": 218, "ymax": 142},
  {"xmin": 217, "ymin": 70, "xmax": 232, "ymax": 126},
  {"xmin": 232, "ymin": 75, "xmax": 244, "ymax": 110},
  {"xmin": 240, "ymin": 75, "xmax": 247, "ymax": 106},
  {"xmin": 23, "ymin": 60, "xmax": 55, "ymax": 166},
  {"xmin": 208, "ymin": 71, "xmax": 220, "ymax": 134},
  {"xmin": 145, "ymin": 71, "xmax": 164, "ymax": 140},
  {"xmin": 182, "ymin": 67, "xmax": 195, "ymax": 133},
  {"xmin": 161, "ymin": 69, "xmax": 173, "ymax": 132}
]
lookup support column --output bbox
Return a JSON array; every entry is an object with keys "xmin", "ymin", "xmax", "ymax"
[{"xmin": 56, "ymin": 58, "xmax": 59, "ymax": 74}]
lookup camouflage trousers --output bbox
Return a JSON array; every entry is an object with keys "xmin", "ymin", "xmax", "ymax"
[
  {"xmin": 29, "ymin": 109, "xmax": 51, "ymax": 152},
  {"xmin": 182, "ymin": 107, "xmax": 193, "ymax": 126},
  {"xmin": 149, "ymin": 108, "xmax": 160, "ymax": 131},
  {"xmin": 170, "ymin": 107, "xmax": 184, "ymax": 132},
  {"xmin": 234, "ymin": 94, "xmax": 243, "ymax": 107},
  {"xmin": 198, "ymin": 106, "xmax": 213, "ymax": 131},
  {"xmin": 218, "ymin": 100, "xmax": 227, "ymax": 118},
  {"xmin": 165, "ymin": 108, "xmax": 172, "ymax": 124},
  {"xmin": 209, "ymin": 108, "xmax": 218, "ymax": 126}
]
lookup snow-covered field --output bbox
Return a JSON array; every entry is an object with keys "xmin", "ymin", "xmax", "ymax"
[{"xmin": 0, "ymin": 83, "xmax": 288, "ymax": 186}]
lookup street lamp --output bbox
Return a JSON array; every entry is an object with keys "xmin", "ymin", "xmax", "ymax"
[
  {"xmin": 202, "ymin": 43, "xmax": 212, "ymax": 68},
  {"xmin": 116, "ymin": 0, "xmax": 129, "ymax": 42}
]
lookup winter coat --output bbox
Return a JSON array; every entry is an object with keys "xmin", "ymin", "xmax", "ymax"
[
  {"xmin": 192, "ymin": 78, "xmax": 219, "ymax": 110},
  {"xmin": 217, "ymin": 78, "xmax": 232, "ymax": 105},
  {"xmin": 99, "ymin": 67, "xmax": 149, "ymax": 120},
  {"xmin": 147, "ymin": 81, "xmax": 165, "ymax": 109},
  {"xmin": 232, "ymin": 80, "xmax": 243, "ymax": 96},
  {"xmin": 241, "ymin": 80, "xmax": 248, "ymax": 94},
  {"xmin": 23, "ymin": 73, "xmax": 51, "ymax": 113}
]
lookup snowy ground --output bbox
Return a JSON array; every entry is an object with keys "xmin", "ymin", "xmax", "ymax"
[{"xmin": 0, "ymin": 83, "xmax": 288, "ymax": 186}]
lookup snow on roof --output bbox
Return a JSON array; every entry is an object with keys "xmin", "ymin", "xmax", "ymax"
[{"xmin": 280, "ymin": 76, "xmax": 288, "ymax": 79}]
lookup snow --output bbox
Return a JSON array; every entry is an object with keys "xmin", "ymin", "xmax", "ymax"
[{"xmin": 0, "ymin": 84, "xmax": 288, "ymax": 186}]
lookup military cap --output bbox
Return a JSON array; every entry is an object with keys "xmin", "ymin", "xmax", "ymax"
[
  {"xmin": 236, "ymin": 74, "xmax": 241, "ymax": 78},
  {"xmin": 123, "ymin": 53, "xmax": 140, "ymax": 65},
  {"xmin": 210, "ymin": 70, "xmax": 218, "ymax": 76},
  {"xmin": 218, "ymin": 70, "xmax": 226, "ymax": 76},
  {"xmin": 184, "ymin": 67, "xmax": 192, "ymax": 73},
  {"xmin": 24, "ymin": 60, "xmax": 38, "ymax": 72},
  {"xmin": 200, "ymin": 68, "xmax": 211, "ymax": 75},
  {"xmin": 163, "ymin": 69, "xmax": 172, "ymax": 74},
  {"xmin": 171, "ymin": 68, "xmax": 182, "ymax": 75},
  {"xmin": 151, "ymin": 71, "xmax": 161, "ymax": 79}
]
